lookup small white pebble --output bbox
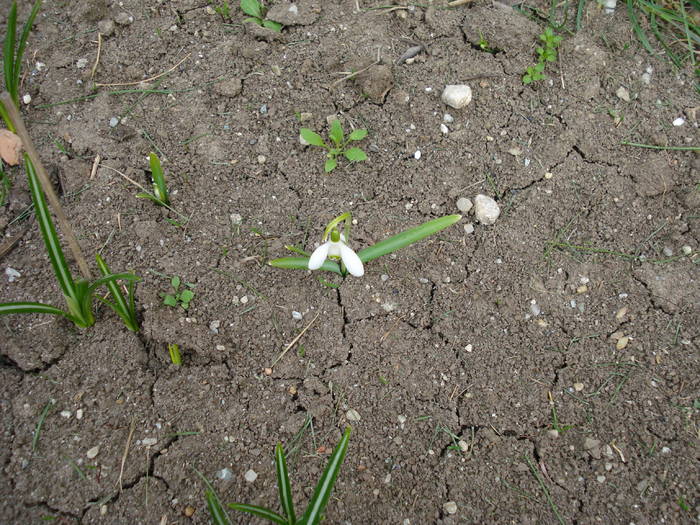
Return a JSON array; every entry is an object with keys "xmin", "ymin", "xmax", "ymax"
[
  {"xmin": 142, "ymin": 437, "xmax": 157, "ymax": 447},
  {"xmin": 661, "ymin": 446, "xmax": 671, "ymax": 454},
  {"xmin": 292, "ymin": 311, "xmax": 303, "ymax": 320},
  {"xmin": 240, "ymin": 296, "xmax": 249, "ymax": 304},
  {"xmin": 346, "ymin": 409, "xmax": 361, "ymax": 422},
  {"xmin": 86, "ymin": 446, "xmax": 100, "ymax": 459},
  {"xmin": 76, "ymin": 409, "xmax": 84, "ymax": 420},
  {"xmin": 109, "ymin": 117, "xmax": 119, "ymax": 128},
  {"xmin": 681, "ymin": 245, "xmax": 692, "ymax": 255},
  {"xmin": 217, "ymin": 468, "xmax": 233, "ymax": 480},
  {"xmin": 672, "ymin": 117, "xmax": 685, "ymax": 126},
  {"xmin": 22, "ymin": 94, "xmax": 31, "ymax": 105},
  {"xmin": 5, "ymin": 267, "xmax": 21, "ymax": 282},
  {"xmin": 443, "ymin": 113, "xmax": 454, "ymax": 123},
  {"xmin": 456, "ymin": 197, "xmax": 473, "ymax": 213},
  {"xmin": 76, "ymin": 58, "xmax": 88, "ymax": 69},
  {"xmin": 443, "ymin": 501, "xmax": 458, "ymax": 514},
  {"xmin": 60, "ymin": 410, "xmax": 71, "ymax": 418},
  {"xmin": 463, "ymin": 223, "xmax": 474, "ymax": 234},
  {"xmin": 244, "ymin": 469, "xmax": 258, "ymax": 482},
  {"xmin": 597, "ymin": 475, "xmax": 606, "ymax": 483},
  {"xmin": 414, "ymin": 150, "xmax": 421, "ymax": 160},
  {"xmin": 440, "ymin": 123, "xmax": 449, "ymax": 134}
]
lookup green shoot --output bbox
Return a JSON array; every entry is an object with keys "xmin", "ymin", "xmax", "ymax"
[
  {"xmin": 32, "ymin": 399, "xmax": 54, "ymax": 452},
  {"xmin": 522, "ymin": 27, "xmax": 562, "ymax": 85},
  {"xmin": 300, "ymin": 120, "xmax": 368, "ymax": 173},
  {"xmin": 136, "ymin": 152, "xmax": 170, "ymax": 206},
  {"xmin": 168, "ymin": 343, "xmax": 182, "ymax": 365},
  {"xmin": 227, "ymin": 427, "xmax": 351, "ymax": 525},
  {"xmin": 95, "ymin": 254, "xmax": 139, "ymax": 332},
  {"xmin": 0, "ymin": 154, "xmax": 138, "ymax": 327},
  {"xmin": 160, "ymin": 275, "xmax": 195, "ymax": 310},
  {"xmin": 210, "ymin": 1, "xmax": 232, "ymax": 20},
  {"xmin": 2, "ymin": 0, "xmax": 42, "ymax": 115},
  {"xmin": 269, "ymin": 214, "xmax": 462, "ymax": 277},
  {"xmin": 240, "ymin": 0, "xmax": 283, "ymax": 32},
  {"xmin": 0, "ymin": 162, "xmax": 10, "ymax": 206}
]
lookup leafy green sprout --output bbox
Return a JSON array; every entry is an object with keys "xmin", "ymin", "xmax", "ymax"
[
  {"xmin": 205, "ymin": 427, "xmax": 351, "ymax": 525},
  {"xmin": 269, "ymin": 212, "xmax": 462, "ymax": 278},
  {"xmin": 160, "ymin": 276, "xmax": 195, "ymax": 310},
  {"xmin": 210, "ymin": 0, "xmax": 232, "ymax": 20},
  {"xmin": 136, "ymin": 152, "xmax": 170, "ymax": 207},
  {"xmin": 0, "ymin": 155, "xmax": 139, "ymax": 328},
  {"xmin": 300, "ymin": 120, "xmax": 368, "ymax": 173},
  {"xmin": 240, "ymin": 0, "xmax": 283, "ymax": 32},
  {"xmin": 522, "ymin": 27, "xmax": 563, "ymax": 85},
  {"xmin": 2, "ymin": 0, "xmax": 42, "ymax": 119}
]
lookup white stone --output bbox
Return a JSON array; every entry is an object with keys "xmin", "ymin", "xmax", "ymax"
[
  {"xmin": 442, "ymin": 85, "xmax": 472, "ymax": 109},
  {"xmin": 292, "ymin": 311, "xmax": 303, "ymax": 320},
  {"xmin": 87, "ymin": 446, "xmax": 100, "ymax": 459},
  {"xmin": 440, "ymin": 123, "xmax": 449, "ymax": 134},
  {"xmin": 672, "ymin": 117, "xmax": 685, "ymax": 126},
  {"xmin": 76, "ymin": 58, "xmax": 88, "ymax": 69},
  {"xmin": 463, "ymin": 223, "xmax": 474, "ymax": 234},
  {"xmin": 414, "ymin": 150, "xmax": 421, "ymax": 160},
  {"xmin": 616, "ymin": 86, "xmax": 630, "ymax": 102},
  {"xmin": 142, "ymin": 437, "xmax": 157, "ymax": 446},
  {"xmin": 456, "ymin": 197, "xmax": 473, "ymax": 213},
  {"xmin": 76, "ymin": 409, "xmax": 84, "ymax": 419},
  {"xmin": 22, "ymin": 94, "xmax": 31, "ymax": 105},
  {"xmin": 443, "ymin": 501, "xmax": 458, "ymax": 514},
  {"xmin": 681, "ymin": 245, "xmax": 692, "ymax": 255},
  {"xmin": 60, "ymin": 410, "xmax": 71, "ymax": 418},
  {"xmin": 443, "ymin": 113, "xmax": 454, "ymax": 123},
  {"xmin": 244, "ymin": 469, "xmax": 258, "ymax": 482},
  {"xmin": 109, "ymin": 117, "xmax": 119, "ymax": 127},
  {"xmin": 473, "ymin": 194, "xmax": 500, "ymax": 225},
  {"xmin": 346, "ymin": 409, "xmax": 361, "ymax": 422},
  {"xmin": 5, "ymin": 267, "xmax": 21, "ymax": 282},
  {"xmin": 217, "ymin": 468, "xmax": 233, "ymax": 480}
]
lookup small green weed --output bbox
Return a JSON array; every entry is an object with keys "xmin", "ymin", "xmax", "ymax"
[
  {"xmin": 240, "ymin": 0, "xmax": 283, "ymax": 32},
  {"xmin": 0, "ymin": 163, "xmax": 10, "ymax": 206},
  {"xmin": 210, "ymin": 0, "xmax": 232, "ymax": 20},
  {"xmin": 300, "ymin": 120, "xmax": 368, "ymax": 173},
  {"xmin": 523, "ymin": 27, "xmax": 563, "ymax": 85},
  {"xmin": 136, "ymin": 152, "xmax": 170, "ymax": 207},
  {"xmin": 161, "ymin": 276, "xmax": 195, "ymax": 310}
]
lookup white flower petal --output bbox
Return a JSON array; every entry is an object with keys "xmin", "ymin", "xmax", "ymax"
[
  {"xmin": 308, "ymin": 242, "xmax": 331, "ymax": 270},
  {"xmin": 327, "ymin": 241, "xmax": 343, "ymax": 257},
  {"xmin": 339, "ymin": 244, "xmax": 364, "ymax": 277}
]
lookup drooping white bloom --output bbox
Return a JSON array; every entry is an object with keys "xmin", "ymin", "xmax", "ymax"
[{"xmin": 308, "ymin": 233, "xmax": 364, "ymax": 277}]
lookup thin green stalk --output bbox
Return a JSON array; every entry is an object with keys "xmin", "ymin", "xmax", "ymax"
[
  {"xmin": 275, "ymin": 443, "xmax": 296, "ymax": 524},
  {"xmin": 95, "ymin": 254, "xmax": 139, "ymax": 331},
  {"xmin": 32, "ymin": 400, "xmax": 54, "ymax": 452}
]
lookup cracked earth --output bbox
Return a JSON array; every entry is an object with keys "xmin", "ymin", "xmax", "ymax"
[{"xmin": 1, "ymin": 0, "xmax": 698, "ymax": 523}]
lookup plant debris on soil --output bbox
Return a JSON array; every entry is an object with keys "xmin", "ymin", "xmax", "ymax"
[{"xmin": 0, "ymin": 0, "xmax": 698, "ymax": 524}]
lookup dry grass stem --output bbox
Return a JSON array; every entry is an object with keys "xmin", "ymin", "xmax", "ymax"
[{"xmin": 95, "ymin": 53, "xmax": 191, "ymax": 88}]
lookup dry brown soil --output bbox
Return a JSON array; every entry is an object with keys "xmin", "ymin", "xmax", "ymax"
[{"xmin": 0, "ymin": 0, "xmax": 698, "ymax": 524}]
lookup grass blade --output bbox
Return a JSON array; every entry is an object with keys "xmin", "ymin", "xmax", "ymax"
[
  {"xmin": 299, "ymin": 427, "xmax": 351, "ymax": 525},
  {"xmin": 206, "ymin": 490, "xmax": 233, "ymax": 525},
  {"xmin": 275, "ymin": 443, "xmax": 296, "ymax": 524},
  {"xmin": 32, "ymin": 399, "xmax": 54, "ymax": 451},
  {"xmin": 3, "ymin": 2, "xmax": 17, "ymax": 104},
  {"xmin": 627, "ymin": 0, "xmax": 657, "ymax": 56},
  {"xmin": 228, "ymin": 503, "xmax": 287, "ymax": 524},
  {"xmin": 25, "ymin": 154, "xmax": 76, "ymax": 301},
  {"xmin": 268, "ymin": 257, "xmax": 342, "ymax": 275},
  {"xmin": 357, "ymin": 215, "xmax": 462, "ymax": 263},
  {"xmin": 13, "ymin": 0, "xmax": 42, "ymax": 105},
  {"xmin": 0, "ymin": 301, "xmax": 67, "ymax": 317},
  {"xmin": 95, "ymin": 254, "xmax": 139, "ymax": 331}
]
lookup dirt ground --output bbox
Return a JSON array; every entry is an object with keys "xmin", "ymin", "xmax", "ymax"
[{"xmin": 0, "ymin": 0, "xmax": 698, "ymax": 523}]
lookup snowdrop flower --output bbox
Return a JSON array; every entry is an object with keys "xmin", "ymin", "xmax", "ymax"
[{"xmin": 308, "ymin": 231, "xmax": 364, "ymax": 277}]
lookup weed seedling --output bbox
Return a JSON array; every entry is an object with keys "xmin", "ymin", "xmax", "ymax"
[
  {"xmin": 269, "ymin": 212, "xmax": 462, "ymax": 278},
  {"xmin": 161, "ymin": 276, "xmax": 195, "ymax": 310},
  {"xmin": 210, "ymin": 0, "xmax": 232, "ymax": 20},
  {"xmin": 204, "ymin": 427, "xmax": 351, "ymax": 525},
  {"xmin": 300, "ymin": 120, "xmax": 368, "ymax": 173},
  {"xmin": 136, "ymin": 152, "xmax": 170, "ymax": 207},
  {"xmin": 240, "ymin": 0, "xmax": 283, "ymax": 32},
  {"xmin": 522, "ymin": 27, "xmax": 563, "ymax": 85}
]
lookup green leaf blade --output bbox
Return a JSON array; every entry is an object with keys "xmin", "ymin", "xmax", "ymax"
[
  {"xmin": 0, "ymin": 301, "xmax": 68, "ymax": 317},
  {"xmin": 206, "ymin": 489, "xmax": 232, "ymax": 525},
  {"xmin": 324, "ymin": 158, "xmax": 337, "ymax": 172},
  {"xmin": 262, "ymin": 19, "xmax": 283, "ymax": 32},
  {"xmin": 328, "ymin": 120, "xmax": 343, "ymax": 146},
  {"xmin": 357, "ymin": 215, "xmax": 462, "ymax": 263},
  {"xmin": 268, "ymin": 256, "xmax": 342, "ymax": 275},
  {"xmin": 4, "ymin": 2, "xmax": 18, "ymax": 104},
  {"xmin": 300, "ymin": 128, "xmax": 327, "ymax": 148},
  {"xmin": 228, "ymin": 503, "xmax": 287, "ymax": 524},
  {"xmin": 240, "ymin": 0, "xmax": 263, "ymax": 18},
  {"xmin": 275, "ymin": 443, "xmax": 296, "ymax": 524},
  {"xmin": 300, "ymin": 427, "xmax": 351, "ymax": 525},
  {"xmin": 347, "ymin": 128, "xmax": 368, "ymax": 141},
  {"xmin": 343, "ymin": 147, "xmax": 367, "ymax": 162}
]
